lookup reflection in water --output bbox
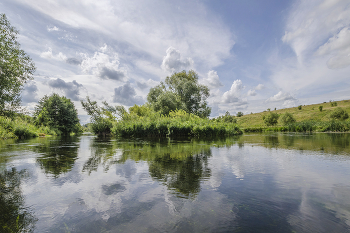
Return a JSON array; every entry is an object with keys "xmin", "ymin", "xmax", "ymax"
[
  {"xmin": 0, "ymin": 168, "xmax": 37, "ymax": 232},
  {"xmin": 0, "ymin": 133, "xmax": 350, "ymax": 232},
  {"xmin": 34, "ymin": 137, "xmax": 80, "ymax": 178}
]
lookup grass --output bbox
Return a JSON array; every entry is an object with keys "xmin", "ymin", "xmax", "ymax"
[
  {"xmin": 0, "ymin": 115, "xmax": 57, "ymax": 139},
  {"xmin": 236, "ymin": 100, "xmax": 350, "ymax": 132}
]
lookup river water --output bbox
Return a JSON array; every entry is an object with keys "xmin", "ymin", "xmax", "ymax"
[{"xmin": 1, "ymin": 133, "xmax": 350, "ymax": 232}]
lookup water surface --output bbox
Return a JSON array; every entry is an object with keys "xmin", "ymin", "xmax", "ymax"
[{"xmin": 1, "ymin": 133, "xmax": 350, "ymax": 232}]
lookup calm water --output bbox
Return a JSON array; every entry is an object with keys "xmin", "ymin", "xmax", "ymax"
[{"xmin": 1, "ymin": 133, "xmax": 350, "ymax": 232}]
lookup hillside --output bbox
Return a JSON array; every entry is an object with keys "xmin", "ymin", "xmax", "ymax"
[{"xmin": 236, "ymin": 100, "xmax": 350, "ymax": 129}]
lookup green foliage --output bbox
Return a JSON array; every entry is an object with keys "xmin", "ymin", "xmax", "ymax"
[
  {"xmin": 280, "ymin": 112, "xmax": 296, "ymax": 125},
  {"xmin": 330, "ymin": 102, "xmax": 337, "ymax": 107},
  {"xmin": 236, "ymin": 112, "xmax": 244, "ymax": 117},
  {"xmin": 111, "ymin": 109, "xmax": 242, "ymax": 138},
  {"xmin": 319, "ymin": 106, "xmax": 323, "ymax": 112},
  {"xmin": 297, "ymin": 105, "xmax": 302, "ymax": 110},
  {"xmin": 0, "ymin": 14, "xmax": 36, "ymax": 116},
  {"xmin": 263, "ymin": 112, "xmax": 279, "ymax": 126},
  {"xmin": 212, "ymin": 111, "xmax": 237, "ymax": 123},
  {"xmin": 34, "ymin": 94, "xmax": 80, "ymax": 135},
  {"xmin": 147, "ymin": 70, "xmax": 211, "ymax": 117},
  {"xmin": 330, "ymin": 107, "xmax": 349, "ymax": 120},
  {"xmin": 81, "ymin": 96, "xmax": 125, "ymax": 136}
]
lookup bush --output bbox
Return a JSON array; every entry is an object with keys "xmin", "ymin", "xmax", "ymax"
[
  {"xmin": 330, "ymin": 107, "xmax": 349, "ymax": 120},
  {"xmin": 298, "ymin": 105, "xmax": 302, "ymax": 110},
  {"xmin": 263, "ymin": 112, "xmax": 279, "ymax": 126},
  {"xmin": 280, "ymin": 112, "xmax": 296, "ymax": 125},
  {"xmin": 330, "ymin": 102, "xmax": 337, "ymax": 107},
  {"xmin": 236, "ymin": 112, "xmax": 244, "ymax": 117},
  {"xmin": 319, "ymin": 106, "xmax": 323, "ymax": 112}
]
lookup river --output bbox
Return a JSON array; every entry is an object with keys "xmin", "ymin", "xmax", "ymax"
[{"xmin": 1, "ymin": 133, "xmax": 350, "ymax": 232}]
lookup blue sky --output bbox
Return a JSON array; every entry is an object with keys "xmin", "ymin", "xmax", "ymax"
[{"xmin": 2, "ymin": 0, "xmax": 350, "ymax": 122}]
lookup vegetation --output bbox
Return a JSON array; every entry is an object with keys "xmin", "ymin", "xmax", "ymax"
[
  {"xmin": 236, "ymin": 112, "xmax": 244, "ymax": 117},
  {"xmin": 298, "ymin": 105, "xmax": 302, "ymax": 110},
  {"xmin": 330, "ymin": 107, "xmax": 349, "ymax": 120},
  {"xmin": 34, "ymin": 94, "xmax": 81, "ymax": 135},
  {"xmin": 319, "ymin": 106, "xmax": 323, "ymax": 112},
  {"xmin": 236, "ymin": 99, "xmax": 350, "ymax": 132},
  {"xmin": 0, "ymin": 14, "xmax": 36, "ymax": 117},
  {"xmin": 147, "ymin": 70, "xmax": 211, "ymax": 117},
  {"xmin": 263, "ymin": 112, "xmax": 279, "ymax": 126},
  {"xmin": 280, "ymin": 112, "xmax": 296, "ymax": 125}
]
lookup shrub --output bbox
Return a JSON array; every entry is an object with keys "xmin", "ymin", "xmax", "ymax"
[
  {"xmin": 330, "ymin": 102, "xmax": 337, "ymax": 107},
  {"xmin": 298, "ymin": 105, "xmax": 302, "ymax": 110},
  {"xmin": 319, "ymin": 106, "xmax": 323, "ymax": 112},
  {"xmin": 330, "ymin": 107, "xmax": 349, "ymax": 120},
  {"xmin": 280, "ymin": 112, "xmax": 296, "ymax": 125},
  {"xmin": 263, "ymin": 112, "xmax": 279, "ymax": 126},
  {"xmin": 236, "ymin": 112, "xmax": 244, "ymax": 117}
]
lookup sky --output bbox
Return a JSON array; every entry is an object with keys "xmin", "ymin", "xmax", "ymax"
[{"xmin": 2, "ymin": 0, "xmax": 350, "ymax": 123}]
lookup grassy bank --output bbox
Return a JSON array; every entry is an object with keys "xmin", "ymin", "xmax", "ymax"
[
  {"xmin": 0, "ymin": 115, "xmax": 57, "ymax": 139},
  {"xmin": 236, "ymin": 100, "xmax": 350, "ymax": 132},
  {"xmin": 111, "ymin": 110, "xmax": 242, "ymax": 138}
]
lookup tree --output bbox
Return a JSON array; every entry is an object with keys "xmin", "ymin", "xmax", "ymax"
[
  {"xmin": 330, "ymin": 107, "xmax": 349, "ymax": 120},
  {"xmin": 34, "ymin": 94, "xmax": 80, "ymax": 135},
  {"xmin": 263, "ymin": 112, "xmax": 279, "ymax": 126},
  {"xmin": 280, "ymin": 112, "xmax": 296, "ymax": 125},
  {"xmin": 236, "ymin": 112, "xmax": 244, "ymax": 117},
  {"xmin": 319, "ymin": 106, "xmax": 323, "ymax": 112},
  {"xmin": 147, "ymin": 70, "xmax": 211, "ymax": 117},
  {"xmin": 81, "ymin": 96, "xmax": 126, "ymax": 135},
  {"xmin": 0, "ymin": 14, "xmax": 36, "ymax": 116}
]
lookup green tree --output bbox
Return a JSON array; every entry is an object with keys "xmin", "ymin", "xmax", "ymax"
[
  {"xmin": 81, "ymin": 96, "xmax": 126, "ymax": 135},
  {"xmin": 298, "ymin": 105, "xmax": 302, "ymax": 110},
  {"xmin": 0, "ymin": 14, "xmax": 36, "ymax": 116},
  {"xmin": 280, "ymin": 112, "xmax": 296, "ymax": 125},
  {"xmin": 330, "ymin": 107, "xmax": 349, "ymax": 120},
  {"xmin": 319, "ymin": 106, "xmax": 323, "ymax": 112},
  {"xmin": 147, "ymin": 70, "xmax": 211, "ymax": 117},
  {"xmin": 263, "ymin": 112, "xmax": 279, "ymax": 126},
  {"xmin": 236, "ymin": 112, "xmax": 244, "ymax": 117},
  {"xmin": 34, "ymin": 94, "xmax": 80, "ymax": 135}
]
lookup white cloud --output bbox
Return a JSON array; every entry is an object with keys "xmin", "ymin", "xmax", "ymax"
[
  {"xmin": 202, "ymin": 70, "xmax": 223, "ymax": 89},
  {"xmin": 40, "ymin": 47, "xmax": 67, "ymax": 61},
  {"xmin": 267, "ymin": 91, "xmax": 295, "ymax": 102},
  {"xmin": 282, "ymin": 99, "xmax": 299, "ymax": 108},
  {"xmin": 222, "ymin": 80, "xmax": 247, "ymax": 105},
  {"xmin": 47, "ymin": 26, "xmax": 59, "ymax": 32},
  {"xmin": 80, "ymin": 45, "xmax": 127, "ymax": 81},
  {"xmin": 255, "ymin": 84, "xmax": 265, "ymax": 90},
  {"xmin": 247, "ymin": 89, "xmax": 257, "ymax": 96},
  {"xmin": 316, "ymin": 27, "xmax": 350, "ymax": 69},
  {"xmin": 161, "ymin": 47, "xmax": 193, "ymax": 73}
]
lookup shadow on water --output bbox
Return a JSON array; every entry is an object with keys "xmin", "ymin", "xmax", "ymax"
[{"xmin": 0, "ymin": 168, "xmax": 37, "ymax": 232}]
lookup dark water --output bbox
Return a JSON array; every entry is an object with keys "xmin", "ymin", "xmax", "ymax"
[{"xmin": 1, "ymin": 133, "xmax": 350, "ymax": 232}]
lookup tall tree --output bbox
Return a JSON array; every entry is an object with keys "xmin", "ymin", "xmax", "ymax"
[
  {"xmin": 34, "ymin": 94, "xmax": 80, "ymax": 135},
  {"xmin": 147, "ymin": 70, "xmax": 211, "ymax": 117},
  {"xmin": 0, "ymin": 14, "xmax": 35, "ymax": 116}
]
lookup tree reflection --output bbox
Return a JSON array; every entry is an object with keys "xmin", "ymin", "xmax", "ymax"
[
  {"xmin": 34, "ymin": 137, "xmax": 80, "ymax": 178},
  {"xmin": 83, "ymin": 137, "xmax": 239, "ymax": 197},
  {"xmin": 0, "ymin": 168, "xmax": 37, "ymax": 232}
]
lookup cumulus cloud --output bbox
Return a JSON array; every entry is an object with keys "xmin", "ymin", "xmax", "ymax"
[
  {"xmin": 113, "ymin": 82, "xmax": 143, "ymax": 106},
  {"xmin": 48, "ymin": 78, "xmax": 83, "ymax": 101},
  {"xmin": 222, "ymin": 80, "xmax": 247, "ymax": 105},
  {"xmin": 21, "ymin": 81, "xmax": 39, "ymax": 104},
  {"xmin": 255, "ymin": 84, "xmax": 265, "ymax": 90},
  {"xmin": 161, "ymin": 47, "xmax": 193, "ymax": 73},
  {"xmin": 282, "ymin": 99, "xmax": 299, "ymax": 108},
  {"xmin": 267, "ymin": 91, "xmax": 295, "ymax": 102},
  {"xmin": 203, "ymin": 70, "xmax": 223, "ymax": 89},
  {"xmin": 40, "ymin": 48, "xmax": 67, "ymax": 61},
  {"xmin": 80, "ymin": 45, "xmax": 127, "ymax": 81},
  {"xmin": 247, "ymin": 89, "xmax": 257, "ymax": 96}
]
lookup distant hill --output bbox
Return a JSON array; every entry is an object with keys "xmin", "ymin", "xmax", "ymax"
[{"xmin": 236, "ymin": 99, "xmax": 350, "ymax": 128}]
